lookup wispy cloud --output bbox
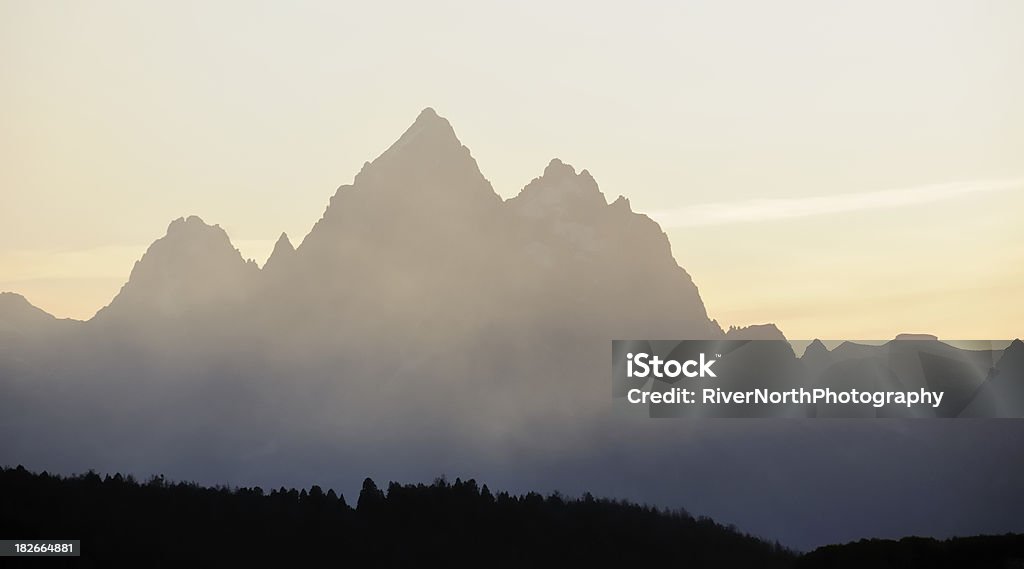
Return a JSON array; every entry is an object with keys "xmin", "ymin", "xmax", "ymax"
[{"xmin": 649, "ymin": 177, "xmax": 1024, "ymax": 228}]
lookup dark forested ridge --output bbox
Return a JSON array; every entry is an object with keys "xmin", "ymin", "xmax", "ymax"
[
  {"xmin": 796, "ymin": 535, "xmax": 1024, "ymax": 569},
  {"xmin": 3, "ymin": 466, "xmax": 1022, "ymax": 568},
  {"xmin": 0, "ymin": 465, "xmax": 792, "ymax": 568}
]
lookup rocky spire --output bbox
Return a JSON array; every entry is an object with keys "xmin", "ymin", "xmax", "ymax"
[{"xmin": 93, "ymin": 216, "xmax": 258, "ymax": 321}]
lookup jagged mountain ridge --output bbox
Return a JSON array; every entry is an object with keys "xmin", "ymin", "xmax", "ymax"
[
  {"xmin": 0, "ymin": 107, "xmax": 728, "ymax": 452},
  {"xmin": 58, "ymin": 107, "xmax": 722, "ymax": 346},
  {"xmin": 93, "ymin": 215, "xmax": 259, "ymax": 324}
]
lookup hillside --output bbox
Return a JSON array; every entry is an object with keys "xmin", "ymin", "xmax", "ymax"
[{"xmin": 0, "ymin": 465, "xmax": 793, "ymax": 568}]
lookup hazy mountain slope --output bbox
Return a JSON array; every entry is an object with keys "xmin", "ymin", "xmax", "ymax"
[{"xmin": 92, "ymin": 215, "xmax": 259, "ymax": 325}]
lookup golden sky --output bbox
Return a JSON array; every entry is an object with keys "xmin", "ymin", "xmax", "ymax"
[{"xmin": 1, "ymin": 0, "xmax": 1022, "ymax": 339}]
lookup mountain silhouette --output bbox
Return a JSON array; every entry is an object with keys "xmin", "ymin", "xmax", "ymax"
[
  {"xmin": 262, "ymin": 232, "xmax": 296, "ymax": 275},
  {"xmin": 7, "ymin": 110, "xmax": 719, "ymax": 345},
  {"xmin": 93, "ymin": 216, "xmax": 259, "ymax": 325},
  {"xmin": 0, "ymin": 106, "xmax": 726, "ymax": 475},
  {"xmin": 0, "ymin": 292, "xmax": 66, "ymax": 337}
]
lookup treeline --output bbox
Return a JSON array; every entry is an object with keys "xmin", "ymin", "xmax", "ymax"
[
  {"xmin": 0, "ymin": 465, "xmax": 792, "ymax": 568},
  {"xmin": 796, "ymin": 534, "xmax": 1024, "ymax": 569},
  {"xmin": 5, "ymin": 465, "xmax": 1021, "ymax": 568}
]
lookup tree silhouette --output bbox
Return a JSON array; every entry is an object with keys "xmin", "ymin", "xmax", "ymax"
[{"xmin": 3, "ymin": 464, "xmax": 1017, "ymax": 568}]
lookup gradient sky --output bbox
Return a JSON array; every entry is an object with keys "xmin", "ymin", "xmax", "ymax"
[{"xmin": 2, "ymin": 0, "xmax": 1022, "ymax": 339}]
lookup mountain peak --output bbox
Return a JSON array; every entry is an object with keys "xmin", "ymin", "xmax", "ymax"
[
  {"xmin": 417, "ymin": 106, "xmax": 440, "ymax": 120},
  {"xmin": 0, "ymin": 292, "xmax": 55, "ymax": 322},
  {"xmin": 405, "ymin": 106, "xmax": 454, "ymax": 139},
  {"xmin": 543, "ymin": 158, "xmax": 575, "ymax": 178},
  {"xmin": 166, "ymin": 215, "xmax": 224, "ymax": 238},
  {"xmin": 803, "ymin": 339, "xmax": 830, "ymax": 358},
  {"xmin": 1004, "ymin": 339, "xmax": 1024, "ymax": 357},
  {"xmin": 274, "ymin": 232, "xmax": 293, "ymax": 250},
  {"xmin": 345, "ymin": 108, "xmax": 498, "ymax": 206},
  {"xmin": 610, "ymin": 195, "xmax": 632, "ymax": 211},
  {"xmin": 0, "ymin": 292, "xmax": 73, "ymax": 335},
  {"xmin": 370, "ymin": 107, "xmax": 461, "ymax": 165},
  {"xmin": 298, "ymin": 108, "xmax": 502, "ymax": 263},
  {"xmin": 540, "ymin": 159, "xmax": 597, "ymax": 185},
  {"xmin": 510, "ymin": 158, "xmax": 607, "ymax": 215},
  {"xmin": 996, "ymin": 339, "xmax": 1024, "ymax": 371},
  {"xmin": 0, "ymin": 291, "xmax": 31, "ymax": 307},
  {"xmin": 93, "ymin": 216, "xmax": 257, "ymax": 322},
  {"xmin": 264, "ymin": 232, "xmax": 296, "ymax": 273}
]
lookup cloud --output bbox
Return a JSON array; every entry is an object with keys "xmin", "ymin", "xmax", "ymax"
[{"xmin": 649, "ymin": 177, "xmax": 1024, "ymax": 228}]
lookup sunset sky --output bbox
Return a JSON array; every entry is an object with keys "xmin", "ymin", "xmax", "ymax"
[{"xmin": 2, "ymin": 0, "xmax": 1022, "ymax": 339}]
